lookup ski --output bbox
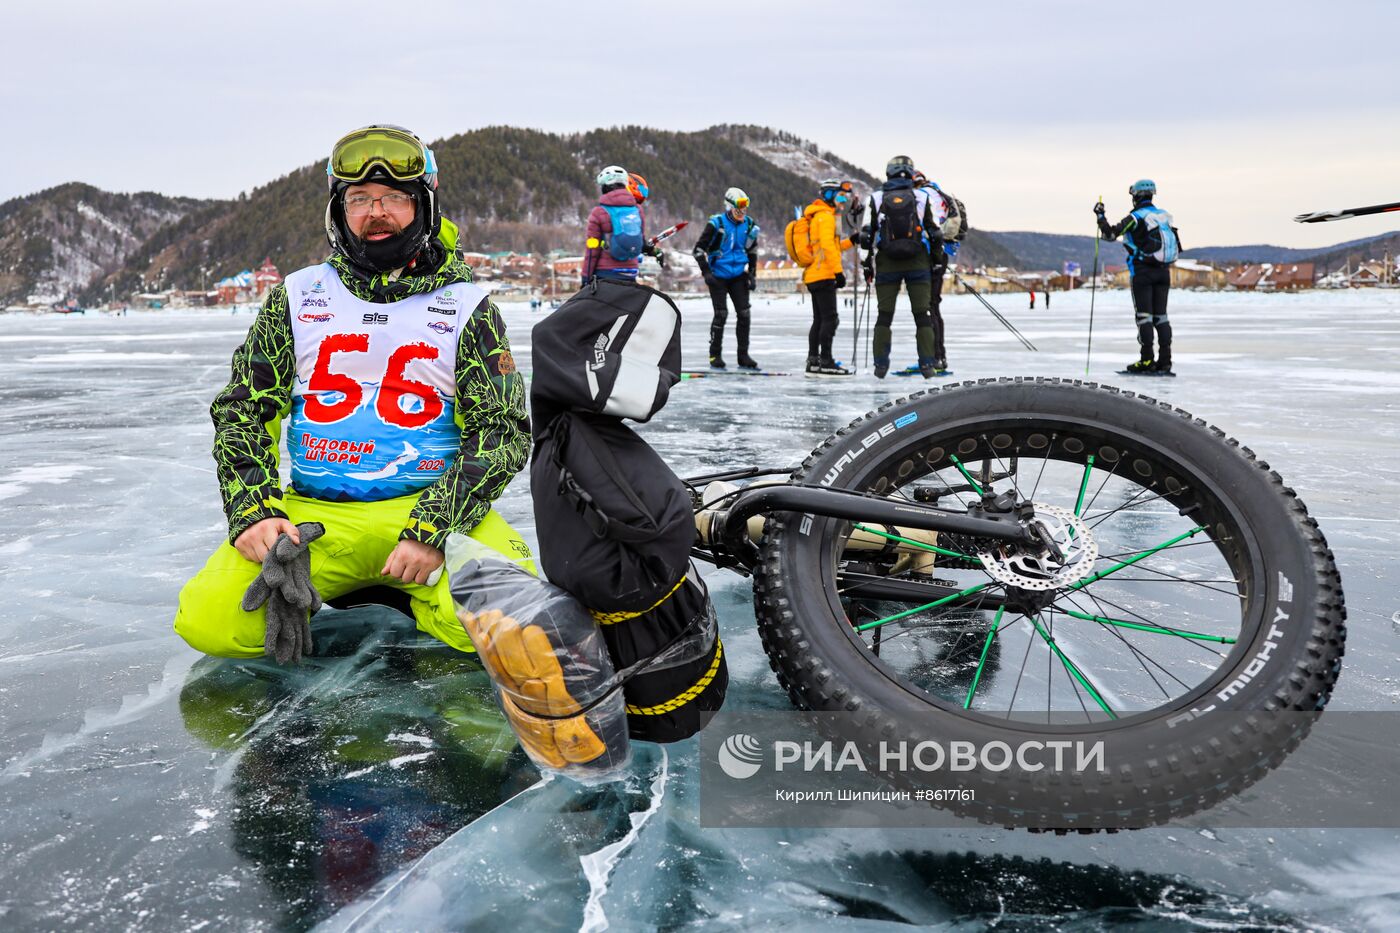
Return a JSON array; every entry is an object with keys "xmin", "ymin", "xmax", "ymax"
[
  {"xmin": 681, "ymin": 369, "xmax": 792, "ymax": 378},
  {"xmin": 893, "ymin": 365, "xmax": 954, "ymax": 378},
  {"xmin": 1293, "ymin": 200, "xmax": 1400, "ymax": 224},
  {"xmin": 1115, "ymin": 369, "xmax": 1177, "ymax": 378},
  {"xmin": 648, "ymin": 220, "xmax": 690, "ymax": 247}
]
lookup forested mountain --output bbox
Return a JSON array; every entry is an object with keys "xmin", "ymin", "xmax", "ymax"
[
  {"xmin": 14, "ymin": 125, "xmax": 1385, "ymax": 305},
  {"xmin": 0, "ymin": 183, "xmax": 211, "ymax": 305},
  {"xmin": 0, "ymin": 126, "xmax": 1020, "ymax": 305}
]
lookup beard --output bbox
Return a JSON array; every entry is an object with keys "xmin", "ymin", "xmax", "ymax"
[{"xmin": 352, "ymin": 209, "xmax": 427, "ymax": 273}]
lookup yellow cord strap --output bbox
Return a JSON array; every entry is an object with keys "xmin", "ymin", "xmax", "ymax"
[
  {"xmin": 590, "ymin": 576, "xmax": 686, "ymax": 625},
  {"xmin": 625, "ymin": 640, "xmax": 723, "ymax": 716}
]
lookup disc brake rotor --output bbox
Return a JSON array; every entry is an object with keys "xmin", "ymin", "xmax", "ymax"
[{"xmin": 977, "ymin": 503, "xmax": 1097, "ymax": 591}]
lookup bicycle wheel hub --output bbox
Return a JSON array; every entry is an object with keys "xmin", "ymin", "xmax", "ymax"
[{"xmin": 977, "ymin": 503, "xmax": 1097, "ymax": 591}]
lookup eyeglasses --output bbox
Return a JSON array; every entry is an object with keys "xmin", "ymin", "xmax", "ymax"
[
  {"xmin": 328, "ymin": 126, "xmax": 436, "ymax": 183},
  {"xmin": 343, "ymin": 192, "xmax": 417, "ymax": 216}
]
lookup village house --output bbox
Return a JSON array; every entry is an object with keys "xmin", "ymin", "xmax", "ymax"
[
  {"xmin": 1226, "ymin": 262, "xmax": 1315, "ymax": 291},
  {"xmin": 253, "ymin": 257, "xmax": 282, "ymax": 298},
  {"xmin": 1170, "ymin": 259, "xmax": 1227, "ymax": 289},
  {"xmin": 754, "ymin": 259, "xmax": 804, "ymax": 293}
]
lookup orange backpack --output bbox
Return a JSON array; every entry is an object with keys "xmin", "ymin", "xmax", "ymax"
[{"xmin": 784, "ymin": 210, "xmax": 816, "ymax": 267}]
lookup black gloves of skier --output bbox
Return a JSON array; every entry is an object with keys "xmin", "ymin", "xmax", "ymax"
[
  {"xmin": 1093, "ymin": 201, "xmax": 1106, "ymax": 217},
  {"xmin": 654, "ymin": 250, "xmax": 667, "ymax": 270},
  {"xmin": 862, "ymin": 263, "xmax": 874, "ymax": 285},
  {"xmin": 241, "ymin": 521, "xmax": 325, "ymax": 664},
  {"xmin": 834, "ymin": 272, "xmax": 847, "ymax": 289},
  {"xmin": 746, "ymin": 273, "xmax": 757, "ymax": 290}
]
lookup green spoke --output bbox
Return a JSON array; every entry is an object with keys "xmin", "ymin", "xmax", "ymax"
[
  {"xmin": 1060, "ymin": 608, "xmax": 1235, "ymax": 644},
  {"xmin": 1074, "ymin": 453, "xmax": 1096, "ymax": 516},
  {"xmin": 1028, "ymin": 615, "xmax": 1117, "ymax": 719},
  {"xmin": 948, "ymin": 454, "xmax": 985, "ymax": 496},
  {"xmin": 855, "ymin": 581, "xmax": 992, "ymax": 632},
  {"xmin": 1068, "ymin": 525, "xmax": 1207, "ymax": 591},
  {"xmin": 963, "ymin": 607, "xmax": 1004, "ymax": 709},
  {"xmin": 851, "ymin": 523, "xmax": 977, "ymax": 561}
]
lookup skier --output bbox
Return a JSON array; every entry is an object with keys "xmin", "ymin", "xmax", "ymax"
[
  {"xmin": 1096, "ymin": 179, "xmax": 1182, "ymax": 374},
  {"xmin": 174, "ymin": 124, "xmax": 532, "ymax": 661},
  {"xmin": 912, "ymin": 169, "xmax": 962, "ymax": 374},
  {"xmin": 800, "ymin": 179, "xmax": 858, "ymax": 376},
  {"xmin": 862, "ymin": 157, "xmax": 947, "ymax": 378},
  {"xmin": 692, "ymin": 187, "xmax": 760, "ymax": 369},
  {"xmin": 582, "ymin": 165, "xmax": 664, "ymax": 284}
]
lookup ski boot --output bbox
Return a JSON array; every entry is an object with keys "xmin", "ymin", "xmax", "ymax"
[
  {"xmin": 709, "ymin": 355, "xmax": 727, "ymax": 370},
  {"xmin": 1123, "ymin": 358, "xmax": 1156, "ymax": 374},
  {"xmin": 737, "ymin": 353, "xmax": 760, "ymax": 371},
  {"xmin": 873, "ymin": 357, "xmax": 890, "ymax": 380},
  {"xmin": 933, "ymin": 357, "xmax": 949, "ymax": 375},
  {"xmin": 806, "ymin": 357, "xmax": 852, "ymax": 377},
  {"xmin": 918, "ymin": 357, "xmax": 942, "ymax": 379}
]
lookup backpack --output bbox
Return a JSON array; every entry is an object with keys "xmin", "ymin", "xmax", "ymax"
[
  {"xmin": 783, "ymin": 208, "xmax": 816, "ymax": 267},
  {"xmin": 1130, "ymin": 206, "xmax": 1180, "ymax": 265},
  {"xmin": 602, "ymin": 204, "xmax": 644, "ymax": 261},
  {"xmin": 939, "ymin": 190, "xmax": 968, "ymax": 242},
  {"xmin": 876, "ymin": 190, "xmax": 926, "ymax": 260}
]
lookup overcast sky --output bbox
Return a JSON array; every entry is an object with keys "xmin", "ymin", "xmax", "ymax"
[{"xmin": 7, "ymin": 0, "xmax": 1398, "ymax": 248}]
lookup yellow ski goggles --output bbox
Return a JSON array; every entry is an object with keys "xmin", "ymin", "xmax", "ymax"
[{"xmin": 326, "ymin": 126, "xmax": 437, "ymax": 184}]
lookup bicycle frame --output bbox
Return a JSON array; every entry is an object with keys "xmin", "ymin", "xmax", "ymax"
[{"xmin": 686, "ymin": 466, "xmax": 1034, "ymax": 612}]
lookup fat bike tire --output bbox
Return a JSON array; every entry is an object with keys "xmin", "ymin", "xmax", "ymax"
[{"xmin": 751, "ymin": 377, "xmax": 1346, "ymax": 830}]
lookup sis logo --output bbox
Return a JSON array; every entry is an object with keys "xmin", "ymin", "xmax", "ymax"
[{"xmin": 427, "ymin": 321, "xmax": 455, "ymax": 335}]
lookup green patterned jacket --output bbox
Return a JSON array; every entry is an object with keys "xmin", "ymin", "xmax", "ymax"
[{"xmin": 210, "ymin": 237, "xmax": 528, "ymax": 549}]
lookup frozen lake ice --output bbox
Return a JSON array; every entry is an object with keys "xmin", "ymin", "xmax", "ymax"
[{"xmin": 1, "ymin": 285, "xmax": 1398, "ymax": 930}]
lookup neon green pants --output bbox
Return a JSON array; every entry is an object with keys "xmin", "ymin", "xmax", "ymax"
[{"xmin": 174, "ymin": 490, "xmax": 534, "ymax": 657}]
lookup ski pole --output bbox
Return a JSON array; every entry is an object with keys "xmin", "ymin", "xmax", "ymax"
[
  {"xmin": 952, "ymin": 274, "xmax": 1037, "ymax": 351},
  {"xmin": 1087, "ymin": 202, "xmax": 1100, "ymax": 374},
  {"xmin": 1294, "ymin": 199, "xmax": 1400, "ymax": 224}
]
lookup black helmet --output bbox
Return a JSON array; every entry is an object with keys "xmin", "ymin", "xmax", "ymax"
[
  {"xmin": 323, "ymin": 124, "xmax": 442, "ymax": 273},
  {"xmin": 885, "ymin": 155, "xmax": 916, "ymax": 179}
]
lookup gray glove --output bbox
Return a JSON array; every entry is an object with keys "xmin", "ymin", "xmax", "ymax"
[{"xmin": 241, "ymin": 522, "xmax": 326, "ymax": 664}]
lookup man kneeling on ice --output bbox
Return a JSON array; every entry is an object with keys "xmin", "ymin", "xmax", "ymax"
[{"xmin": 174, "ymin": 124, "xmax": 532, "ymax": 661}]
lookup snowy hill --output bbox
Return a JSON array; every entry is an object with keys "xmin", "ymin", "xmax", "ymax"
[{"xmin": 0, "ymin": 183, "xmax": 212, "ymax": 306}]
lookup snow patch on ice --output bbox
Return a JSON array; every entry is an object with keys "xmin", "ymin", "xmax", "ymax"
[
  {"xmin": 387, "ymin": 732, "xmax": 434, "ymax": 747},
  {"xmin": 24, "ymin": 351, "xmax": 194, "ymax": 363}
]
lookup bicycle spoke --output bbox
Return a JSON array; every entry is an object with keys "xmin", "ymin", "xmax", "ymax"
[
  {"xmin": 1028, "ymin": 432, "xmax": 1057, "ymax": 501},
  {"xmin": 1006, "ymin": 618, "xmax": 1037, "ymax": 718},
  {"xmin": 1061, "ymin": 588, "xmax": 1228, "ymax": 661},
  {"xmin": 1069, "ymin": 525, "xmax": 1207, "ymax": 591},
  {"xmin": 948, "ymin": 454, "xmax": 986, "ymax": 497},
  {"xmin": 1028, "ymin": 615, "xmax": 1117, "ymax": 719},
  {"xmin": 1047, "ymin": 607, "xmax": 1094, "ymax": 720},
  {"xmin": 1080, "ymin": 453, "xmax": 1124, "ymax": 516},
  {"xmin": 855, "ymin": 581, "xmax": 993, "ymax": 633},
  {"xmin": 1074, "ymin": 453, "xmax": 1096, "ymax": 516},
  {"xmin": 1095, "ymin": 564, "xmax": 1244, "ymax": 599},
  {"xmin": 1058, "ymin": 608, "xmax": 1235, "ymax": 644},
  {"xmin": 1086, "ymin": 487, "xmax": 1181, "ymax": 531},
  {"xmin": 1060, "ymin": 590, "xmax": 1186, "ymax": 696},
  {"xmin": 963, "ymin": 606, "xmax": 1005, "ymax": 709},
  {"xmin": 1095, "ymin": 539, "xmax": 1230, "ymax": 561},
  {"xmin": 981, "ymin": 434, "xmax": 1024, "ymax": 502}
]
